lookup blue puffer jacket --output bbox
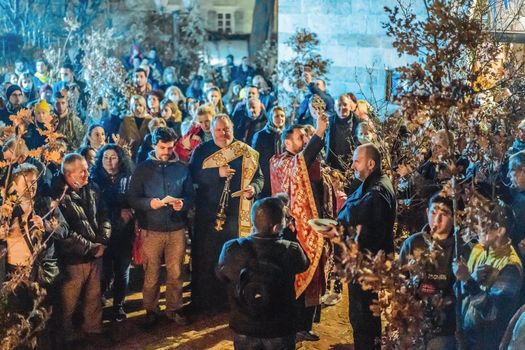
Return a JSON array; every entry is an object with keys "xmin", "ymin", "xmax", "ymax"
[{"xmin": 128, "ymin": 151, "xmax": 194, "ymax": 232}]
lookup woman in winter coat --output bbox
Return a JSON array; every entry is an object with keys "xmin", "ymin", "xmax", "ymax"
[
  {"xmin": 118, "ymin": 95, "xmax": 152, "ymax": 159},
  {"xmin": 91, "ymin": 144, "xmax": 135, "ymax": 322}
]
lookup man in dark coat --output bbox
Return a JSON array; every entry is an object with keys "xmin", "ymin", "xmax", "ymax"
[
  {"xmin": 0, "ymin": 85, "xmax": 24, "ymax": 125},
  {"xmin": 189, "ymin": 115, "xmax": 264, "ymax": 313},
  {"xmin": 232, "ymin": 98, "xmax": 267, "ymax": 145},
  {"xmin": 52, "ymin": 63, "xmax": 88, "ymax": 118},
  {"xmin": 325, "ymin": 93, "xmax": 361, "ymax": 172},
  {"xmin": 251, "ymin": 106, "xmax": 286, "ymax": 199},
  {"xmin": 296, "ymin": 71, "xmax": 335, "ymax": 126},
  {"xmin": 217, "ymin": 197, "xmax": 309, "ymax": 350},
  {"xmin": 232, "ymin": 57, "xmax": 255, "ymax": 86},
  {"xmin": 51, "ymin": 153, "xmax": 111, "ymax": 343},
  {"xmin": 322, "ymin": 143, "xmax": 396, "ymax": 350},
  {"xmin": 128, "ymin": 127, "xmax": 194, "ymax": 326},
  {"xmin": 504, "ymin": 151, "xmax": 525, "ymax": 263}
]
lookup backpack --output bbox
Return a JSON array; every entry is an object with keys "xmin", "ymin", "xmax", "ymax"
[{"xmin": 234, "ymin": 240, "xmax": 287, "ymax": 317}]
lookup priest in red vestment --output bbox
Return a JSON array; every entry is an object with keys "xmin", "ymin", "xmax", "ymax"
[{"xmin": 269, "ymin": 111, "xmax": 335, "ymax": 341}]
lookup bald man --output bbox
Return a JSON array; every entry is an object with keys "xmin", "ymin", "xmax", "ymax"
[{"xmin": 323, "ymin": 143, "xmax": 396, "ymax": 350}]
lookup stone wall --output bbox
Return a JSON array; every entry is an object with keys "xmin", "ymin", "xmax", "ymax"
[{"xmin": 278, "ymin": 0, "xmax": 425, "ymax": 103}]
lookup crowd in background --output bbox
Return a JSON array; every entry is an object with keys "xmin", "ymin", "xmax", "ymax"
[{"xmin": 0, "ymin": 43, "xmax": 525, "ymax": 350}]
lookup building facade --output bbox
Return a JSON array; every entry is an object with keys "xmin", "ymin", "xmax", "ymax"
[{"xmin": 277, "ymin": 0, "xmax": 425, "ymax": 104}]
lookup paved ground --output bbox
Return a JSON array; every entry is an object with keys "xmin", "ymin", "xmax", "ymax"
[{"xmin": 84, "ymin": 264, "xmax": 355, "ymax": 349}]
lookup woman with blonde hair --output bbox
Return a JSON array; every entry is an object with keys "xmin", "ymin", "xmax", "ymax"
[
  {"xmin": 160, "ymin": 99, "xmax": 182, "ymax": 135},
  {"xmin": 165, "ymin": 86, "xmax": 186, "ymax": 105},
  {"xmin": 356, "ymin": 99, "xmax": 374, "ymax": 122},
  {"xmin": 118, "ymin": 95, "xmax": 152, "ymax": 158},
  {"xmin": 160, "ymin": 66, "xmax": 179, "ymax": 91}
]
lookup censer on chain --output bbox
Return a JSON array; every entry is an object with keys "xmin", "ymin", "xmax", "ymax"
[{"xmin": 215, "ymin": 173, "xmax": 233, "ymax": 231}]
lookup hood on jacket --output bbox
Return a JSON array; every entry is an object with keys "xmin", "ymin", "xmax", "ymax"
[
  {"xmin": 265, "ymin": 120, "xmax": 284, "ymax": 134},
  {"xmin": 147, "ymin": 149, "xmax": 180, "ymax": 163}
]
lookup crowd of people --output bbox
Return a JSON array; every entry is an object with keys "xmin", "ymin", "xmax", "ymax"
[{"xmin": 1, "ymin": 45, "xmax": 525, "ymax": 350}]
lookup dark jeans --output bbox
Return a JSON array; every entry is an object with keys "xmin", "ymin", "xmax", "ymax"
[
  {"xmin": 102, "ymin": 245, "xmax": 131, "ymax": 309},
  {"xmin": 349, "ymin": 282, "xmax": 381, "ymax": 350},
  {"xmin": 295, "ymin": 292, "xmax": 320, "ymax": 332},
  {"xmin": 233, "ymin": 333, "xmax": 295, "ymax": 350}
]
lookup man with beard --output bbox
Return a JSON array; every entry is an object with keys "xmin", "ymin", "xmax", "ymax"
[
  {"xmin": 269, "ymin": 108, "xmax": 331, "ymax": 341},
  {"xmin": 53, "ymin": 91, "xmax": 85, "ymax": 150},
  {"xmin": 53, "ymin": 63, "xmax": 87, "ymax": 116},
  {"xmin": 128, "ymin": 127, "xmax": 194, "ymax": 327},
  {"xmin": 133, "ymin": 68, "xmax": 152, "ymax": 98},
  {"xmin": 321, "ymin": 143, "xmax": 396, "ymax": 350},
  {"xmin": 252, "ymin": 106, "xmax": 286, "ymax": 199},
  {"xmin": 0, "ymin": 85, "xmax": 24, "ymax": 124},
  {"xmin": 189, "ymin": 114, "xmax": 264, "ymax": 314}
]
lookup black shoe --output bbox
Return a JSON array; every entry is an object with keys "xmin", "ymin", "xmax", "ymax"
[
  {"xmin": 114, "ymin": 307, "xmax": 127, "ymax": 322},
  {"xmin": 166, "ymin": 311, "xmax": 189, "ymax": 326},
  {"xmin": 141, "ymin": 312, "xmax": 159, "ymax": 329},
  {"xmin": 296, "ymin": 330, "xmax": 320, "ymax": 342}
]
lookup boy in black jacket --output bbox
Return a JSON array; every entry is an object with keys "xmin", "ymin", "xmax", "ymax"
[
  {"xmin": 399, "ymin": 193, "xmax": 457, "ymax": 349},
  {"xmin": 217, "ymin": 197, "xmax": 309, "ymax": 350}
]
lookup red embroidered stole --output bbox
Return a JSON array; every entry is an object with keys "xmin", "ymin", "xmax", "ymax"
[{"xmin": 270, "ymin": 152, "xmax": 325, "ymax": 298}]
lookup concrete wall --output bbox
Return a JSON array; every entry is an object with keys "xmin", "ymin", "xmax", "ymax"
[{"xmin": 278, "ymin": 0, "xmax": 425, "ymax": 102}]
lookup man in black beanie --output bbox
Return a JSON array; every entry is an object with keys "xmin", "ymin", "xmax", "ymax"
[{"xmin": 0, "ymin": 85, "xmax": 24, "ymax": 125}]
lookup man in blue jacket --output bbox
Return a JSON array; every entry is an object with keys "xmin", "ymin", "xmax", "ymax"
[{"xmin": 128, "ymin": 127, "xmax": 194, "ymax": 327}]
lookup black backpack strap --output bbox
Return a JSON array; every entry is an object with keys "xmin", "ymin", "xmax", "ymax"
[{"xmin": 238, "ymin": 238, "xmax": 258, "ymax": 269}]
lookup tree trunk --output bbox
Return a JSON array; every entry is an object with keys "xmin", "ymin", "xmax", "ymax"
[{"xmin": 249, "ymin": 0, "xmax": 275, "ymax": 59}]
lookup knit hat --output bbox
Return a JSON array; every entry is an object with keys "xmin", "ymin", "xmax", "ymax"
[
  {"xmin": 34, "ymin": 99, "xmax": 51, "ymax": 113},
  {"xmin": 6, "ymin": 84, "xmax": 22, "ymax": 99}
]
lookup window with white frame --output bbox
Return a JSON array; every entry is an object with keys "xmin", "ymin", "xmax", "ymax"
[{"xmin": 217, "ymin": 12, "xmax": 233, "ymax": 34}]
